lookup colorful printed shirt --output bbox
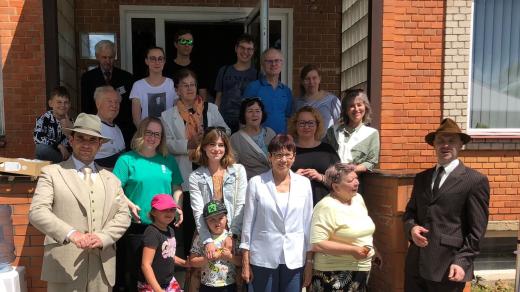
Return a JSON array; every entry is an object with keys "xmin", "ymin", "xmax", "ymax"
[
  {"xmin": 33, "ymin": 110, "xmax": 69, "ymax": 147},
  {"xmin": 190, "ymin": 230, "xmax": 236, "ymax": 287}
]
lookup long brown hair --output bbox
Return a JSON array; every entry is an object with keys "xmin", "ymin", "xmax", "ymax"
[
  {"xmin": 131, "ymin": 117, "xmax": 168, "ymax": 156},
  {"xmin": 191, "ymin": 128, "xmax": 236, "ymax": 168}
]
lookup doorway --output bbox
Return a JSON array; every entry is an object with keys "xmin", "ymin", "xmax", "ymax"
[{"xmin": 120, "ymin": 5, "xmax": 293, "ymax": 86}]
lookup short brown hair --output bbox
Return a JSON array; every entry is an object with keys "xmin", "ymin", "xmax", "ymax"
[
  {"xmin": 131, "ymin": 117, "xmax": 168, "ymax": 156},
  {"xmin": 49, "ymin": 85, "xmax": 70, "ymax": 101},
  {"xmin": 191, "ymin": 128, "xmax": 235, "ymax": 168},
  {"xmin": 287, "ymin": 106, "xmax": 324, "ymax": 141},
  {"xmin": 268, "ymin": 134, "xmax": 296, "ymax": 154}
]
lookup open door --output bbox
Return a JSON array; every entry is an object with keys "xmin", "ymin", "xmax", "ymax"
[{"xmin": 245, "ymin": 0, "xmax": 269, "ymax": 52}]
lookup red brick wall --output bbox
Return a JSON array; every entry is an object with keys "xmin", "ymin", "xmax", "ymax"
[
  {"xmin": 0, "ymin": 178, "xmax": 45, "ymax": 292},
  {"xmin": 74, "ymin": 0, "xmax": 342, "ymax": 97},
  {"xmin": 0, "ymin": 1, "xmax": 47, "ymax": 158},
  {"xmin": 378, "ymin": 0, "xmax": 520, "ymax": 221}
]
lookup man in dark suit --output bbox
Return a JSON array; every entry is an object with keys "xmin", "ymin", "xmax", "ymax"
[
  {"xmin": 403, "ymin": 118, "xmax": 490, "ymax": 292},
  {"xmin": 81, "ymin": 40, "xmax": 135, "ymax": 148}
]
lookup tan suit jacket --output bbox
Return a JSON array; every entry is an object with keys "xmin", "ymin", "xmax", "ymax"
[{"xmin": 29, "ymin": 158, "xmax": 131, "ymax": 286}]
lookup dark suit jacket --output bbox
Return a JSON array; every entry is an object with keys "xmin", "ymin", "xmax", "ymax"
[
  {"xmin": 403, "ymin": 161, "xmax": 490, "ymax": 283},
  {"xmin": 80, "ymin": 66, "xmax": 135, "ymax": 147}
]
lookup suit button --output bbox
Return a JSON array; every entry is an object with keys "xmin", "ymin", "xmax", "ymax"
[
  {"xmin": 92, "ymin": 200, "xmax": 94, "ymax": 203},
  {"xmin": 93, "ymin": 228, "xmax": 96, "ymax": 231},
  {"xmin": 92, "ymin": 210, "xmax": 95, "ymax": 213},
  {"xmin": 93, "ymin": 218, "xmax": 95, "ymax": 222}
]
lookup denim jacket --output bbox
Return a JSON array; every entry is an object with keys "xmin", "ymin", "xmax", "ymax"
[{"xmin": 189, "ymin": 163, "xmax": 247, "ymax": 244}]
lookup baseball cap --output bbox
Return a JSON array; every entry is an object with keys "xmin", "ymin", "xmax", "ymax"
[
  {"xmin": 203, "ymin": 200, "xmax": 227, "ymax": 219},
  {"xmin": 151, "ymin": 194, "xmax": 178, "ymax": 211}
]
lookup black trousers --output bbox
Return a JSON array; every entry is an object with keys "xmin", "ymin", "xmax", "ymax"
[{"xmin": 114, "ymin": 223, "xmax": 148, "ymax": 292}]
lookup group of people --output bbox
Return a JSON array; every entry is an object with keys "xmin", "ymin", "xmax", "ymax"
[{"xmin": 28, "ymin": 29, "xmax": 490, "ymax": 292}]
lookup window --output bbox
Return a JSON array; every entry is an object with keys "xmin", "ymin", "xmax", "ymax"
[{"xmin": 469, "ymin": 0, "xmax": 520, "ymax": 133}]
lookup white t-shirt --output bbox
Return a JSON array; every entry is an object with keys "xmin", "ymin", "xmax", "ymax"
[
  {"xmin": 96, "ymin": 122, "xmax": 125, "ymax": 159},
  {"xmin": 130, "ymin": 78, "xmax": 177, "ymax": 119}
]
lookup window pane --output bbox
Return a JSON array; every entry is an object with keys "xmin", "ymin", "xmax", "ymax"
[{"xmin": 470, "ymin": 0, "xmax": 520, "ymax": 129}]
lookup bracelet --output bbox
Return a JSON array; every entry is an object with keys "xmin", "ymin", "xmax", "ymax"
[
  {"xmin": 321, "ymin": 174, "xmax": 325, "ymax": 183},
  {"xmin": 306, "ymin": 259, "xmax": 314, "ymax": 264}
]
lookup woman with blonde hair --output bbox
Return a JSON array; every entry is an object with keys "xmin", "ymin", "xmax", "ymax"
[
  {"xmin": 113, "ymin": 117, "xmax": 184, "ymax": 291},
  {"xmin": 288, "ymin": 106, "xmax": 340, "ymax": 204}
]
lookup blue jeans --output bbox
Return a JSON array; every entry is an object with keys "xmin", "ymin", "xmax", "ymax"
[
  {"xmin": 250, "ymin": 264, "xmax": 303, "ymax": 292},
  {"xmin": 35, "ymin": 144, "xmax": 63, "ymax": 163}
]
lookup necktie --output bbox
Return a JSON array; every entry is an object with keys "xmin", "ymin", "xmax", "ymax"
[
  {"xmin": 432, "ymin": 166, "xmax": 445, "ymax": 196},
  {"xmin": 104, "ymin": 71, "xmax": 111, "ymax": 84},
  {"xmin": 82, "ymin": 166, "xmax": 93, "ymax": 186}
]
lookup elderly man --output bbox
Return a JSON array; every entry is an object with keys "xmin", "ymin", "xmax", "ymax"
[
  {"xmin": 94, "ymin": 86, "xmax": 125, "ymax": 168},
  {"xmin": 243, "ymin": 48, "xmax": 292, "ymax": 134},
  {"xmin": 403, "ymin": 118, "xmax": 490, "ymax": 292},
  {"xmin": 81, "ymin": 40, "xmax": 135, "ymax": 147},
  {"xmin": 29, "ymin": 113, "xmax": 131, "ymax": 291}
]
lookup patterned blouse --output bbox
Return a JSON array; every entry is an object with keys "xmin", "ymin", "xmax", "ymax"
[{"xmin": 33, "ymin": 110, "xmax": 69, "ymax": 147}]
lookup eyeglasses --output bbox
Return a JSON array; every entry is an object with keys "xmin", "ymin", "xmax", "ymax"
[
  {"xmin": 144, "ymin": 130, "xmax": 161, "ymax": 138},
  {"xmin": 179, "ymin": 83, "xmax": 196, "ymax": 90},
  {"xmin": 264, "ymin": 59, "xmax": 283, "ymax": 65},
  {"xmin": 271, "ymin": 152, "xmax": 294, "ymax": 160},
  {"xmin": 147, "ymin": 56, "xmax": 165, "ymax": 63},
  {"xmin": 178, "ymin": 38, "xmax": 194, "ymax": 46},
  {"xmin": 297, "ymin": 120, "xmax": 317, "ymax": 128}
]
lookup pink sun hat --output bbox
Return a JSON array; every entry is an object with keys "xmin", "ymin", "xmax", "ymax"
[{"xmin": 151, "ymin": 194, "xmax": 178, "ymax": 211}]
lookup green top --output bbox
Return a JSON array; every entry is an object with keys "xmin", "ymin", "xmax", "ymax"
[{"xmin": 113, "ymin": 151, "xmax": 183, "ymax": 225}]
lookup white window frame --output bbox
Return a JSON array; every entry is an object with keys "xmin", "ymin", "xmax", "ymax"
[
  {"xmin": 467, "ymin": 1, "xmax": 520, "ymax": 136},
  {"xmin": 119, "ymin": 5, "xmax": 293, "ymax": 86}
]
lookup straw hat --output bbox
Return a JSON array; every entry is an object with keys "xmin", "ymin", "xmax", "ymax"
[
  {"xmin": 425, "ymin": 118, "xmax": 471, "ymax": 146},
  {"xmin": 65, "ymin": 113, "xmax": 111, "ymax": 143}
]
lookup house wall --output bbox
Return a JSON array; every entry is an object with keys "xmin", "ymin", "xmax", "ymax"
[
  {"xmin": 0, "ymin": 1, "xmax": 47, "ymax": 158},
  {"xmin": 74, "ymin": 0, "xmax": 342, "ymax": 98},
  {"xmin": 378, "ymin": 0, "xmax": 520, "ymax": 223}
]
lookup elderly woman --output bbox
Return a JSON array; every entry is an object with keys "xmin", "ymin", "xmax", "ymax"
[
  {"xmin": 112, "ymin": 117, "xmax": 184, "ymax": 291},
  {"xmin": 230, "ymin": 98, "xmax": 276, "ymax": 179},
  {"xmin": 288, "ymin": 106, "xmax": 340, "ymax": 205},
  {"xmin": 294, "ymin": 64, "xmax": 341, "ymax": 133},
  {"xmin": 161, "ymin": 68, "xmax": 230, "ymax": 257},
  {"xmin": 310, "ymin": 163, "xmax": 376, "ymax": 292},
  {"xmin": 324, "ymin": 89, "xmax": 380, "ymax": 173},
  {"xmin": 240, "ymin": 134, "xmax": 314, "ymax": 292}
]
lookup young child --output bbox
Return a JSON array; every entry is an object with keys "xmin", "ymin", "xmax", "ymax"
[
  {"xmin": 190, "ymin": 200, "xmax": 242, "ymax": 292},
  {"xmin": 139, "ymin": 194, "xmax": 188, "ymax": 292},
  {"xmin": 33, "ymin": 85, "xmax": 73, "ymax": 163}
]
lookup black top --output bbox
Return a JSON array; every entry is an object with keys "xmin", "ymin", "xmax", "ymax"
[
  {"xmin": 163, "ymin": 60, "xmax": 208, "ymax": 90},
  {"xmin": 292, "ymin": 142, "xmax": 340, "ymax": 205},
  {"xmin": 139, "ymin": 224, "xmax": 177, "ymax": 288}
]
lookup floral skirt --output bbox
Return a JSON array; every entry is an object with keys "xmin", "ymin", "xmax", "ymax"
[
  {"xmin": 137, "ymin": 276, "xmax": 183, "ymax": 292},
  {"xmin": 310, "ymin": 270, "xmax": 369, "ymax": 292}
]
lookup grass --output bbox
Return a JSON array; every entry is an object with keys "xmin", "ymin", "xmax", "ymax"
[{"xmin": 471, "ymin": 277, "xmax": 515, "ymax": 292}]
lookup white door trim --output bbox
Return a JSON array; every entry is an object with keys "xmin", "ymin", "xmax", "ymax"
[{"xmin": 119, "ymin": 5, "xmax": 293, "ymax": 85}]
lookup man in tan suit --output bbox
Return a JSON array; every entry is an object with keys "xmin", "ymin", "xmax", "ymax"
[{"xmin": 29, "ymin": 113, "xmax": 131, "ymax": 291}]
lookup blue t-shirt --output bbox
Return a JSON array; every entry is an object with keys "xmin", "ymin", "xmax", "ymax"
[{"xmin": 243, "ymin": 78, "xmax": 292, "ymax": 134}]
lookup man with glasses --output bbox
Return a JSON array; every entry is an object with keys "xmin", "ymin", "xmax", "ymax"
[
  {"xmin": 214, "ymin": 34, "xmax": 258, "ymax": 133},
  {"xmin": 81, "ymin": 40, "xmax": 135, "ymax": 149},
  {"xmin": 164, "ymin": 29, "xmax": 209, "ymax": 101},
  {"xmin": 243, "ymin": 48, "xmax": 292, "ymax": 134}
]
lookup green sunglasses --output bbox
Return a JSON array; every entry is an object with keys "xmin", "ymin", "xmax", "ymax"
[{"xmin": 178, "ymin": 38, "xmax": 193, "ymax": 46}]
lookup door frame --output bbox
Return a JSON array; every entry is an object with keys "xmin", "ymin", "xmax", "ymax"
[{"xmin": 119, "ymin": 5, "xmax": 293, "ymax": 85}]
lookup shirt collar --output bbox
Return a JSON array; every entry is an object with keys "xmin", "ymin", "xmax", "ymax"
[
  {"xmin": 259, "ymin": 77, "xmax": 286, "ymax": 89},
  {"xmin": 437, "ymin": 159, "xmax": 459, "ymax": 175},
  {"xmin": 71, "ymin": 155, "xmax": 97, "ymax": 172}
]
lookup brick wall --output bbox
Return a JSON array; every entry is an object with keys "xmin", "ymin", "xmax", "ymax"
[
  {"xmin": 0, "ymin": 1, "xmax": 47, "ymax": 158},
  {"xmin": 378, "ymin": 0, "xmax": 520, "ymax": 223},
  {"xmin": 0, "ymin": 178, "xmax": 45, "ymax": 291},
  {"xmin": 74, "ymin": 0, "xmax": 342, "ymax": 98}
]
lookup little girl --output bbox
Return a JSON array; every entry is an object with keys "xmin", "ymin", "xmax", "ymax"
[{"xmin": 139, "ymin": 194, "xmax": 188, "ymax": 292}]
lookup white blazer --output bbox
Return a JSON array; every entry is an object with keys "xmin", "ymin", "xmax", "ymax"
[
  {"xmin": 160, "ymin": 102, "xmax": 230, "ymax": 190},
  {"xmin": 240, "ymin": 170, "xmax": 313, "ymax": 269}
]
